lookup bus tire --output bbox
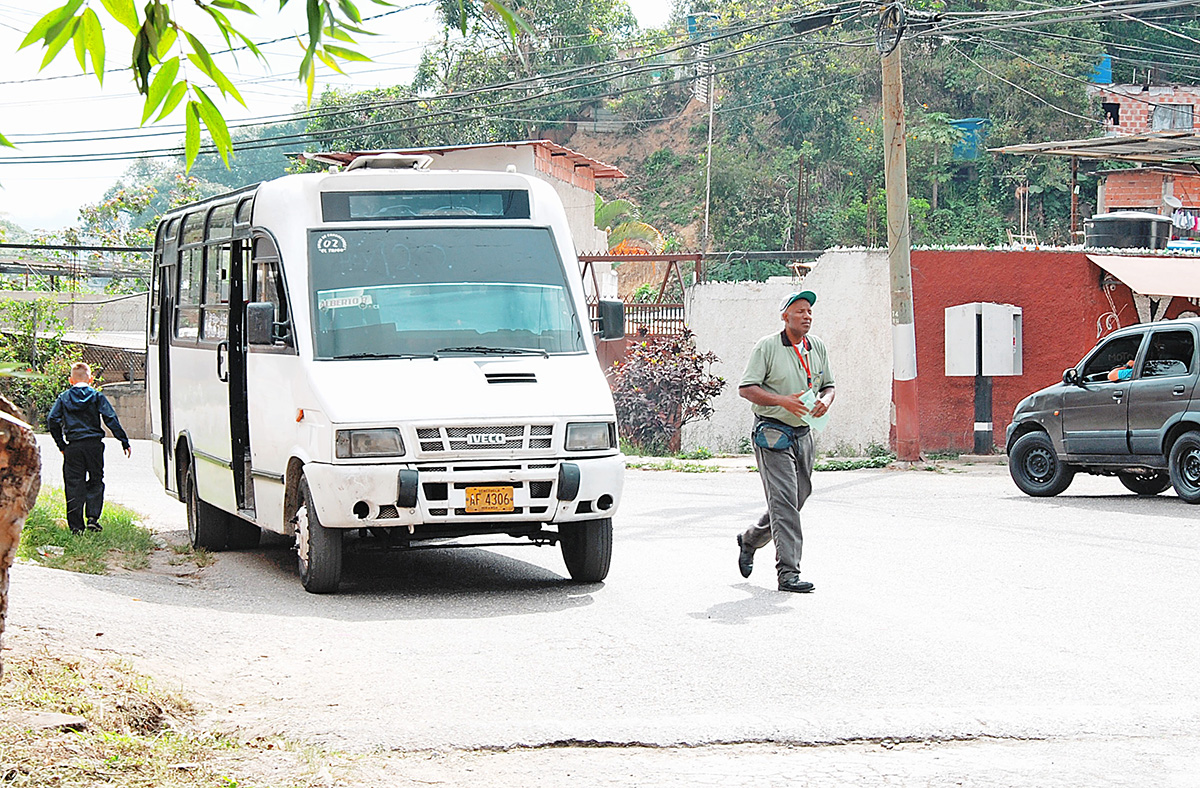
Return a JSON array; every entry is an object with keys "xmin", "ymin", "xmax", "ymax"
[
  {"xmin": 297, "ymin": 477, "xmax": 343, "ymax": 593},
  {"xmin": 185, "ymin": 463, "xmax": 232, "ymax": 550},
  {"xmin": 224, "ymin": 515, "xmax": 262, "ymax": 550},
  {"xmin": 559, "ymin": 518, "xmax": 612, "ymax": 583}
]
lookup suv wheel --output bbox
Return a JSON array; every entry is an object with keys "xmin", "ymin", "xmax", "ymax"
[
  {"xmin": 1009, "ymin": 432, "xmax": 1075, "ymax": 497},
  {"xmin": 1169, "ymin": 431, "xmax": 1200, "ymax": 504},
  {"xmin": 1118, "ymin": 471, "xmax": 1171, "ymax": 496}
]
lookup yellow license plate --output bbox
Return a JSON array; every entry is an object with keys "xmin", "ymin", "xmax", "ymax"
[{"xmin": 465, "ymin": 486, "xmax": 514, "ymax": 513}]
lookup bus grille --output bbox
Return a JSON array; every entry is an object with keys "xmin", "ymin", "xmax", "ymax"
[{"xmin": 416, "ymin": 424, "xmax": 554, "ymax": 453}]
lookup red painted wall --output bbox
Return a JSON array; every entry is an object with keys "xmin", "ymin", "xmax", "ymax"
[{"xmin": 907, "ymin": 249, "xmax": 1138, "ymax": 453}]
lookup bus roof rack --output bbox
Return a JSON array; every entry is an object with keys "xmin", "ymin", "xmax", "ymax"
[{"xmin": 342, "ymin": 153, "xmax": 433, "ymax": 171}]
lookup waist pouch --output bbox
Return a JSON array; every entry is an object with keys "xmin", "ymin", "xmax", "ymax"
[{"xmin": 752, "ymin": 419, "xmax": 808, "ymax": 451}]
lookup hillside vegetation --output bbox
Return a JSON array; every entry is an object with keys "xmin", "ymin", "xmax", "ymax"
[{"xmin": 77, "ymin": 0, "xmax": 1200, "ymax": 270}]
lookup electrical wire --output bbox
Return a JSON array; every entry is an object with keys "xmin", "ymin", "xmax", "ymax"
[
  {"xmin": 948, "ymin": 42, "xmax": 1103, "ymax": 126},
  {"xmin": 4, "ymin": 0, "xmax": 1195, "ymax": 165}
]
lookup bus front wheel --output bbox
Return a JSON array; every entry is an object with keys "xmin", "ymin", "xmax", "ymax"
[
  {"xmin": 559, "ymin": 518, "xmax": 612, "ymax": 583},
  {"xmin": 185, "ymin": 464, "xmax": 231, "ymax": 550},
  {"xmin": 296, "ymin": 478, "xmax": 343, "ymax": 593}
]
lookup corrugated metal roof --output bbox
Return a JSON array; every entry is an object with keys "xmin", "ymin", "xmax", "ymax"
[
  {"xmin": 991, "ymin": 131, "xmax": 1200, "ymax": 164},
  {"xmin": 306, "ymin": 140, "xmax": 626, "ymax": 178}
]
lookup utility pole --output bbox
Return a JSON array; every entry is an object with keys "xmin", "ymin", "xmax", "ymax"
[
  {"xmin": 878, "ymin": 4, "xmax": 921, "ymax": 462},
  {"xmin": 701, "ymin": 63, "xmax": 715, "ymax": 254}
]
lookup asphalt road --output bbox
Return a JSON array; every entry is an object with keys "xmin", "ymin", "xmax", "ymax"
[{"xmin": 11, "ymin": 436, "xmax": 1200, "ymax": 785}]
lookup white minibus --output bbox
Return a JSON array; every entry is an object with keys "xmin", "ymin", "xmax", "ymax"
[{"xmin": 147, "ymin": 154, "xmax": 625, "ymax": 593}]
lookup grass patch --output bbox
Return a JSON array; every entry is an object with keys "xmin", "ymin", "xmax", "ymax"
[
  {"xmin": 625, "ymin": 458, "xmax": 721, "ymax": 473},
  {"xmin": 17, "ymin": 488, "xmax": 155, "ymax": 574},
  {"xmin": 169, "ymin": 542, "xmax": 216, "ymax": 569},
  {"xmin": 813, "ymin": 456, "xmax": 893, "ymax": 472},
  {"xmin": 0, "ymin": 648, "xmax": 301, "ymax": 787}
]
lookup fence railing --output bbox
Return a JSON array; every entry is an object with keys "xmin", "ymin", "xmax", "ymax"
[{"xmin": 587, "ymin": 302, "xmax": 687, "ymax": 338}]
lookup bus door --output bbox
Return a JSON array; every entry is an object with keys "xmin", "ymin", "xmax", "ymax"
[
  {"xmin": 228, "ymin": 234, "xmax": 253, "ymax": 516},
  {"xmin": 176, "ymin": 209, "xmax": 237, "ymax": 512},
  {"xmin": 151, "ymin": 218, "xmax": 179, "ymax": 493}
]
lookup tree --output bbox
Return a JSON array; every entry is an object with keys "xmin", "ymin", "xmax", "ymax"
[
  {"xmin": 595, "ymin": 195, "xmax": 665, "ymax": 254},
  {"xmin": 7, "ymin": 0, "xmax": 525, "ymax": 168}
]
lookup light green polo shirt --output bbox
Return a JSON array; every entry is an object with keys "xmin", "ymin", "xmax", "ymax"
[{"xmin": 740, "ymin": 330, "xmax": 835, "ymax": 428}]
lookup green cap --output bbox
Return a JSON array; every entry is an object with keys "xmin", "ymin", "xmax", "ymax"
[{"xmin": 780, "ymin": 290, "xmax": 817, "ymax": 311}]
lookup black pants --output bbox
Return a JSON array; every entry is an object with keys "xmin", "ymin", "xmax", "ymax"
[{"xmin": 63, "ymin": 439, "xmax": 105, "ymax": 533}]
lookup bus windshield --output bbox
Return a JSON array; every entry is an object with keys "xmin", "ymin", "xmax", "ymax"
[{"xmin": 308, "ymin": 227, "xmax": 586, "ymax": 359}]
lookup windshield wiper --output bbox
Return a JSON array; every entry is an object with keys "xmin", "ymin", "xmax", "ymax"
[
  {"xmin": 433, "ymin": 346, "xmax": 549, "ymax": 359},
  {"xmin": 335, "ymin": 352, "xmax": 433, "ymax": 360}
]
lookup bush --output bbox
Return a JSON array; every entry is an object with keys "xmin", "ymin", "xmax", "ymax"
[
  {"xmin": 0, "ymin": 296, "xmax": 76, "ymax": 427},
  {"xmin": 610, "ymin": 330, "xmax": 725, "ymax": 455}
]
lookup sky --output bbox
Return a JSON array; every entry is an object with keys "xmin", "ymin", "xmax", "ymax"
[{"xmin": 0, "ymin": 0, "xmax": 673, "ymax": 234}]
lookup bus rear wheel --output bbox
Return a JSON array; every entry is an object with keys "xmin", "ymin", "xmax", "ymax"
[
  {"xmin": 185, "ymin": 464, "xmax": 232, "ymax": 550},
  {"xmin": 559, "ymin": 518, "xmax": 612, "ymax": 583},
  {"xmin": 296, "ymin": 477, "xmax": 343, "ymax": 593}
]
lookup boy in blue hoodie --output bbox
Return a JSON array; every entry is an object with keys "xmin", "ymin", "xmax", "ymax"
[{"xmin": 47, "ymin": 362, "xmax": 131, "ymax": 533}]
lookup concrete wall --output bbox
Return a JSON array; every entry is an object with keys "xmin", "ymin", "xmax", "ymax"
[
  {"xmin": 679, "ymin": 248, "xmax": 1183, "ymax": 456},
  {"xmin": 100, "ymin": 382, "xmax": 148, "ymax": 441},
  {"xmin": 909, "ymin": 249, "xmax": 1135, "ymax": 452},
  {"xmin": 682, "ymin": 250, "xmax": 893, "ymax": 455}
]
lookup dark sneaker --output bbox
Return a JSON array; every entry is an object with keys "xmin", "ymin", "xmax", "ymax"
[
  {"xmin": 85, "ymin": 521, "xmax": 102, "ymax": 532},
  {"xmin": 778, "ymin": 576, "xmax": 815, "ymax": 593},
  {"xmin": 736, "ymin": 534, "xmax": 754, "ymax": 578}
]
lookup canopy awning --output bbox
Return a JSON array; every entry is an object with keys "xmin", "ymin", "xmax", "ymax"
[
  {"xmin": 1088, "ymin": 254, "xmax": 1200, "ymax": 298},
  {"xmin": 992, "ymin": 131, "xmax": 1200, "ymax": 165}
]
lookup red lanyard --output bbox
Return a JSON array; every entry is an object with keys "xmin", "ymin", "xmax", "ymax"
[{"xmin": 792, "ymin": 340, "xmax": 812, "ymax": 388}]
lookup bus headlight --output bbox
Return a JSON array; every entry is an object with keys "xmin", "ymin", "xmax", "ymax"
[
  {"xmin": 335, "ymin": 428, "xmax": 405, "ymax": 458},
  {"xmin": 565, "ymin": 422, "xmax": 613, "ymax": 451}
]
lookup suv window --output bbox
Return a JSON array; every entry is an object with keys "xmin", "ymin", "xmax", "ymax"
[
  {"xmin": 1141, "ymin": 330, "xmax": 1195, "ymax": 378},
  {"xmin": 1082, "ymin": 334, "xmax": 1143, "ymax": 383}
]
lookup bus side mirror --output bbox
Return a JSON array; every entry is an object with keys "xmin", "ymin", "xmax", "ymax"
[
  {"xmin": 597, "ymin": 299, "xmax": 625, "ymax": 340},
  {"xmin": 247, "ymin": 302, "xmax": 276, "ymax": 345}
]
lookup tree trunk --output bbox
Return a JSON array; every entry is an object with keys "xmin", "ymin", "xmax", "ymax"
[{"xmin": 0, "ymin": 396, "xmax": 42, "ymax": 677}]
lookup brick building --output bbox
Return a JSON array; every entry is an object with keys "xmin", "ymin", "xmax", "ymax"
[{"xmin": 1089, "ymin": 85, "xmax": 1200, "ymax": 214}]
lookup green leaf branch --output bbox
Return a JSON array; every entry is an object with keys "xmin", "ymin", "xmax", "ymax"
[{"xmin": 9, "ymin": 0, "xmax": 397, "ymax": 168}]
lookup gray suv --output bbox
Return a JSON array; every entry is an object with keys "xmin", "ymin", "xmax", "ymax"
[{"xmin": 1006, "ymin": 318, "xmax": 1200, "ymax": 502}]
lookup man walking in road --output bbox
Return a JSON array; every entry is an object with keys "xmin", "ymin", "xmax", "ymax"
[
  {"xmin": 47, "ymin": 362, "xmax": 132, "ymax": 534},
  {"xmin": 736, "ymin": 291, "xmax": 836, "ymax": 593}
]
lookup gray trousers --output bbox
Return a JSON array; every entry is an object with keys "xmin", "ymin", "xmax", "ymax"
[{"xmin": 743, "ymin": 426, "xmax": 815, "ymax": 583}]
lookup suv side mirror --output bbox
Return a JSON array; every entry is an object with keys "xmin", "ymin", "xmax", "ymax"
[
  {"xmin": 1063, "ymin": 367, "xmax": 1081, "ymax": 386},
  {"xmin": 597, "ymin": 299, "xmax": 625, "ymax": 340}
]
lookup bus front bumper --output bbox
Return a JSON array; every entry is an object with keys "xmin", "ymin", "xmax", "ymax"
[{"xmin": 301, "ymin": 455, "xmax": 624, "ymax": 529}]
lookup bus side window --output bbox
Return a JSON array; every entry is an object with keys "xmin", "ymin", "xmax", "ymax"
[
  {"xmin": 176, "ymin": 247, "xmax": 202, "ymax": 340},
  {"xmin": 203, "ymin": 244, "xmax": 231, "ymax": 341},
  {"xmin": 251, "ymin": 235, "xmax": 292, "ymax": 348}
]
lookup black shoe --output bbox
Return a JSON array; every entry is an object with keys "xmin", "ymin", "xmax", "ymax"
[
  {"xmin": 778, "ymin": 577, "xmax": 815, "ymax": 593},
  {"xmin": 736, "ymin": 534, "xmax": 754, "ymax": 578},
  {"xmin": 85, "ymin": 521, "xmax": 102, "ymax": 532}
]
